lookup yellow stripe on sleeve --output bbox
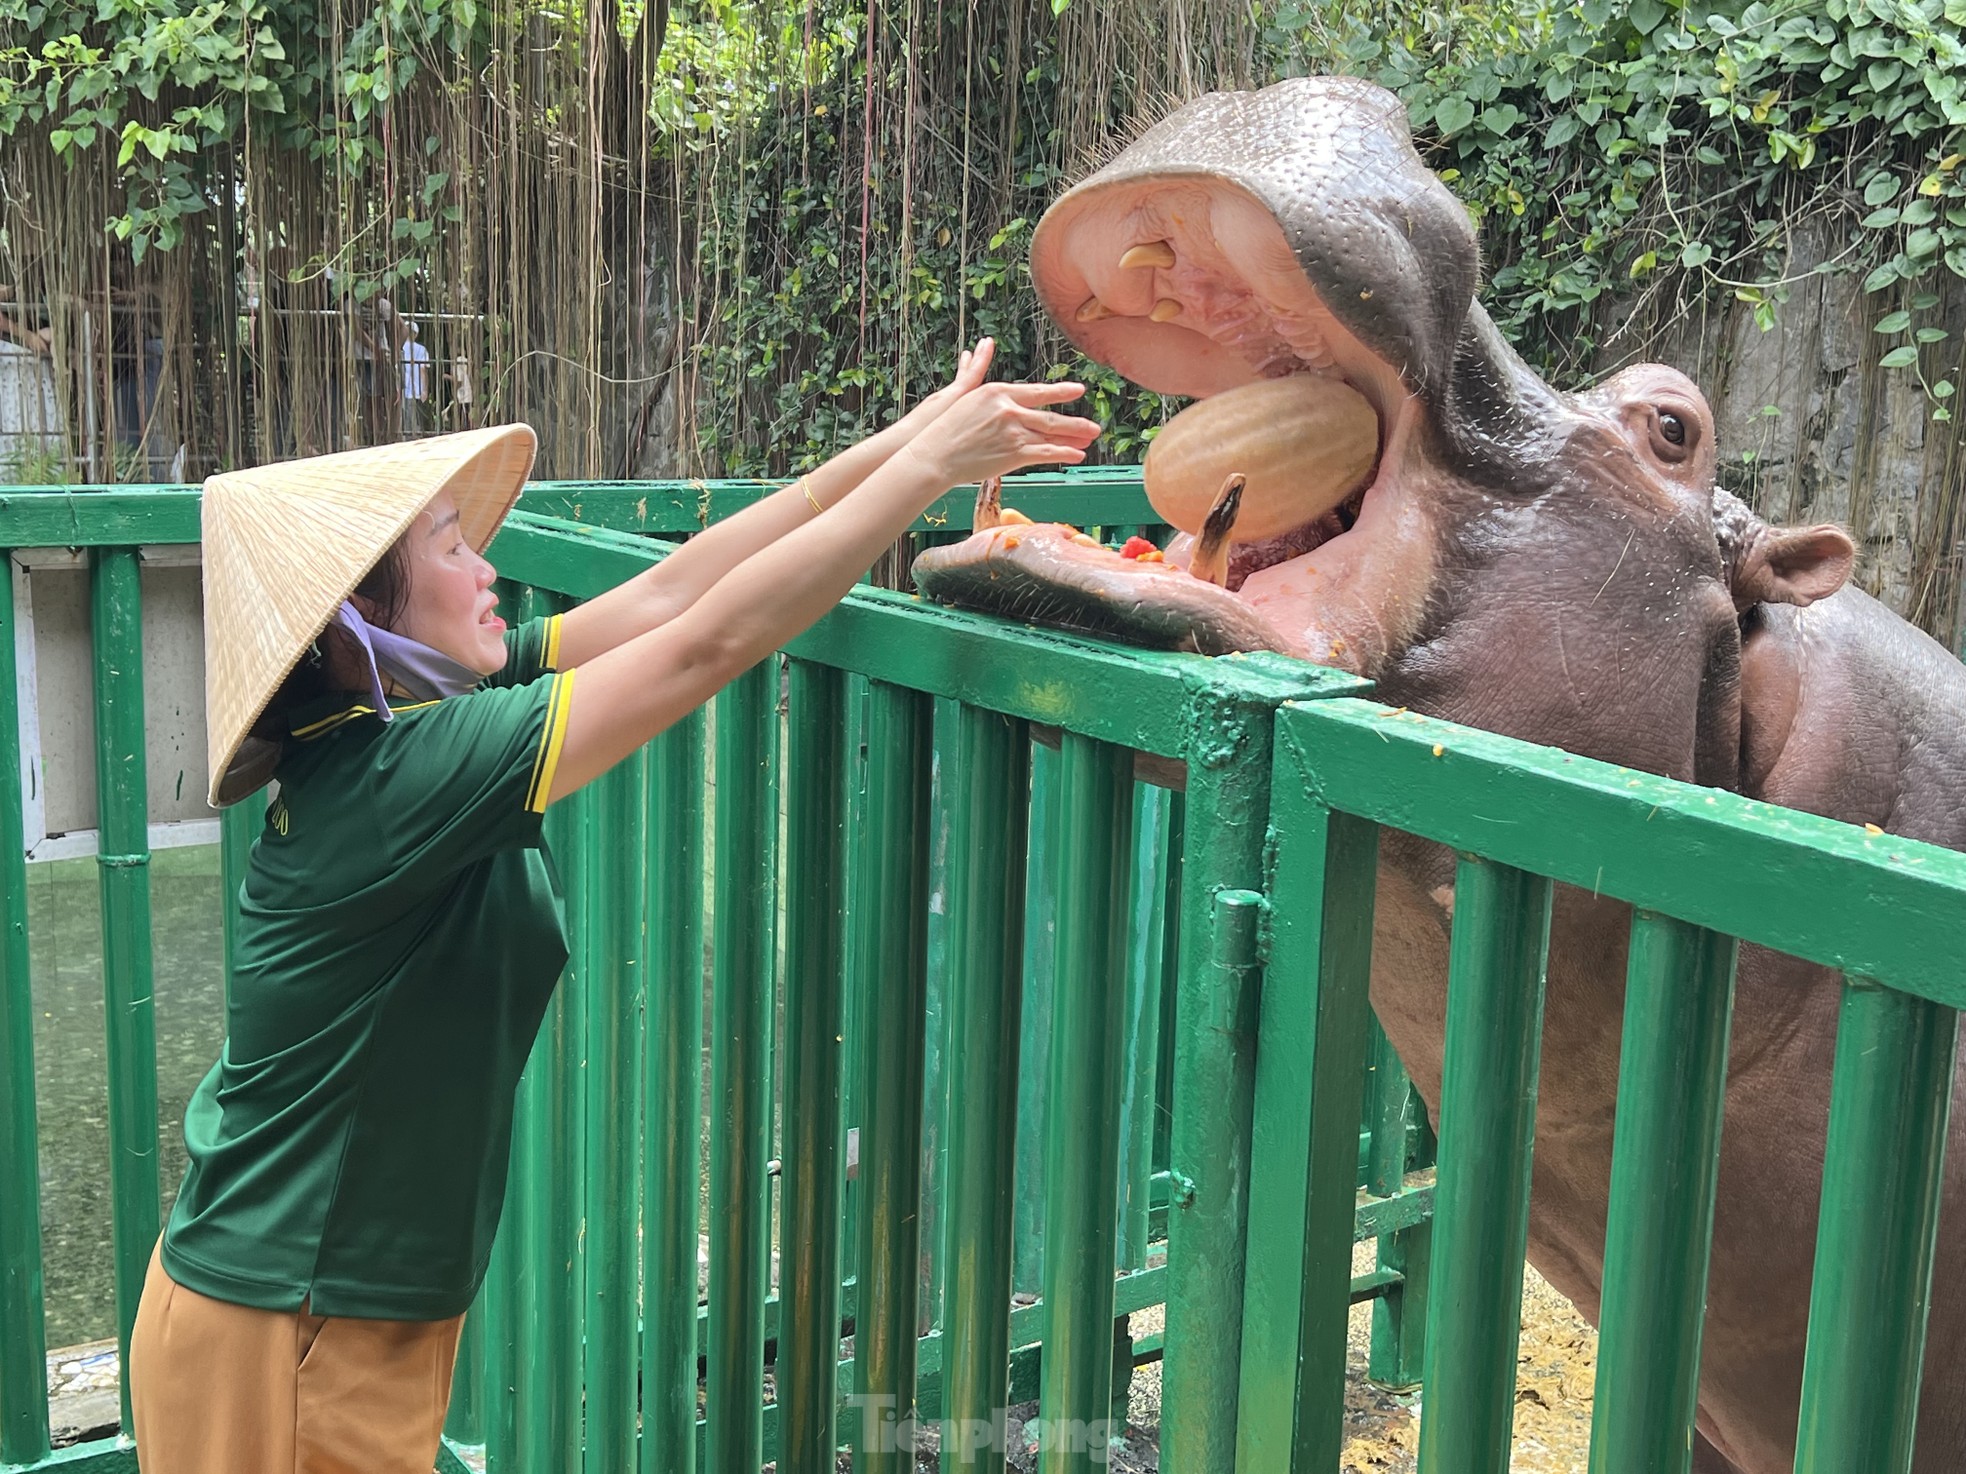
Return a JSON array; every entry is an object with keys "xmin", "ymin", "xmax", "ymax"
[
  {"xmin": 542, "ymin": 614, "xmax": 563, "ymax": 672},
  {"xmin": 525, "ymin": 670, "xmax": 576, "ymax": 813}
]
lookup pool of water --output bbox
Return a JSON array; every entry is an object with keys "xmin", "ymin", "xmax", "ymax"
[{"xmin": 27, "ymin": 845, "xmax": 228, "ymax": 1350}]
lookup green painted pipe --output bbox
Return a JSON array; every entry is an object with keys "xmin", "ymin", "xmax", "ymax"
[
  {"xmin": 218, "ymin": 800, "xmax": 255, "ymax": 1004},
  {"xmin": 778, "ymin": 659, "xmax": 849, "ymax": 1473},
  {"xmin": 709, "ymin": 661, "xmax": 775, "ymax": 1473},
  {"xmin": 89, "ymin": 547, "xmax": 160, "ymax": 1436},
  {"xmin": 1117, "ymin": 783, "xmax": 1170, "ymax": 1271},
  {"xmin": 1162, "ymin": 708, "xmax": 1275, "ymax": 1471},
  {"xmin": 1416, "ymin": 857, "xmax": 1553, "ymax": 1474},
  {"xmin": 1588, "ymin": 914, "xmax": 1737, "ymax": 1474},
  {"xmin": 1365, "ymin": 1014, "xmax": 1432, "ymax": 1393},
  {"xmin": 0, "ymin": 552, "xmax": 50, "ymax": 1464},
  {"xmin": 642, "ymin": 705, "xmax": 706, "ymax": 1474},
  {"xmin": 583, "ymin": 753, "xmax": 644, "ymax": 1474},
  {"xmin": 1793, "ymin": 977, "xmax": 1958, "ymax": 1474},
  {"xmin": 938, "ymin": 704, "xmax": 1031, "ymax": 1473},
  {"xmin": 849, "ymin": 680, "xmax": 933, "ymax": 1473},
  {"xmin": 1037, "ymin": 732, "xmax": 1135, "ymax": 1474},
  {"xmin": 1013, "ymin": 741, "xmax": 1059, "ymax": 1298}
]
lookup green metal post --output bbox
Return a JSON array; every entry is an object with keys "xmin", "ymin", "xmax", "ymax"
[
  {"xmin": 709, "ymin": 661, "xmax": 774, "ymax": 1474},
  {"xmin": 1588, "ymin": 915, "xmax": 1738, "ymax": 1474},
  {"xmin": 938, "ymin": 704, "xmax": 1031, "ymax": 1473},
  {"xmin": 1233, "ymin": 722, "xmax": 1379, "ymax": 1472},
  {"xmin": 1415, "ymin": 857, "xmax": 1554, "ymax": 1474},
  {"xmin": 778, "ymin": 659, "xmax": 849, "ymax": 1474},
  {"xmin": 481, "ymin": 1180, "xmax": 519, "ymax": 1471},
  {"xmin": 1162, "ymin": 699, "xmax": 1275, "ymax": 1471},
  {"xmin": 1150, "ymin": 793, "xmax": 1184, "ymax": 1180},
  {"xmin": 1793, "ymin": 977, "xmax": 1958, "ymax": 1474},
  {"xmin": 444, "ymin": 1307, "xmax": 486, "ymax": 1448},
  {"xmin": 849, "ymin": 680, "xmax": 934, "ymax": 1473},
  {"xmin": 1117, "ymin": 783, "xmax": 1169, "ymax": 1270},
  {"xmin": 583, "ymin": 753, "xmax": 644, "ymax": 1474},
  {"xmin": 91, "ymin": 546, "xmax": 160, "ymax": 1435},
  {"xmin": 1365, "ymin": 1017, "xmax": 1432, "ymax": 1392},
  {"xmin": 643, "ymin": 706, "xmax": 706, "ymax": 1474},
  {"xmin": 1012, "ymin": 741, "xmax": 1058, "ymax": 1297},
  {"xmin": 0, "ymin": 552, "xmax": 50, "ymax": 1464},
  {"xmin": 1037, "ymin": 732, "xmax": 1135, "ymax": 1474}
]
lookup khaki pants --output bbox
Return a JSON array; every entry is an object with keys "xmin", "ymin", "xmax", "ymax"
[{"xmin": 129, "ymin": 1245, "xmax": 463, "ymax": 1474}]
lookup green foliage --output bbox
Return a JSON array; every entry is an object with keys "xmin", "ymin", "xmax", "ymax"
[
  {"xmin": 1265, "ymin": 0, "xmax": 1966, "ymax": 414},
  {"xmin": 0, "ymin": 0, "xmax": 484, "ymax": 266}
]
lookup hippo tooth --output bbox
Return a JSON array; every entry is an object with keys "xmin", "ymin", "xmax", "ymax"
[
  {"xmin": 1076, "ymin": 297, "xmax": 1116, "ymax": 323},
  {"xmin": 1188, "ymin": 473, "xmax": 1246, "ymax": 586},
  {"xmin": 1119, "ymin": 241, "xmax": 1177, "ymax": 270},
  {"xmin": 973, "ymin": 475, "xmax": 1003, "ymax": 530},
  {"xmin": 1149, "ymin": 298, "xmax": 1183, "ymax": 323}
]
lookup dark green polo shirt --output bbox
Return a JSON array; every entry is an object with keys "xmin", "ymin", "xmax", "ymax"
[{"xmin": 162, "ymin": 615, "xmax": 577, "ymax": 1319}]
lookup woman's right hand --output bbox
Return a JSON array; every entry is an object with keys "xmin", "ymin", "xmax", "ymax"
[{"xmin": 901, "ymin": 376, "xmax": 1103, "ymax": 489}]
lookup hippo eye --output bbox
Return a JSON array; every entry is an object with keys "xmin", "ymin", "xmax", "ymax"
[{"xmin": 1659, "ymin": 411, "xmax": 1687, "ymax": 446}]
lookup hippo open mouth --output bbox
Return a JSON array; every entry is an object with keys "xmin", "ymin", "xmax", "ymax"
[{"xmin": 912, "ymin": 75, "xmax": 1565, "ymax": 675}]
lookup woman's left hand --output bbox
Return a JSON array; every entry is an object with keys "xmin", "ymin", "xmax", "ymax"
[{"xmin": 894, "ymin": 339, "xmax": 995, "ymax": 440}]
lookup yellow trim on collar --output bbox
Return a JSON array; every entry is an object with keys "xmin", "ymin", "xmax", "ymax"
[
  {"xmin": 525, "ymin": 670, "xmax": 576, "ymax": 813},
  {"xmin": 292, "ymin": 705, "xmax": 375, "ymax": 740}
]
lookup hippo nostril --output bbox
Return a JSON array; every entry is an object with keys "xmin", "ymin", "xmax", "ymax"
[{"xmin": 1119, "ymin": 241, "xmax": 1176, "ymax": 270}]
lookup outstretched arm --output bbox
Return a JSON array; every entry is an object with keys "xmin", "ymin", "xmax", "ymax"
[
  {"xmin": 553, "ymin": 342, "xmax": 996, "ymax": 667},
  {"xmin": 545, "ymin": 371, "xmax": 1099, "ymax": 802}
]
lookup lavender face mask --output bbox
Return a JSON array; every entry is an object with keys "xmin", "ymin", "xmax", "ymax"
[{"xmin": 331, "ymin": 600, "xmax": 482, "ymax": 718}]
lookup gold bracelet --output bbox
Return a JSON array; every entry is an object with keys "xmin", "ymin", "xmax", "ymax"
[{"xmin": 800, "ymin": 478, "xmax": 825, "ymax": 515}]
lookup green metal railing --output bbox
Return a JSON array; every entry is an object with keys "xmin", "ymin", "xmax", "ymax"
[{"xmin": 8, "ymin": 466, "xmax": 1953, "ymax": 1474}]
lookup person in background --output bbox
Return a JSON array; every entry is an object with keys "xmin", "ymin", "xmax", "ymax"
[
  {"xmin": 126, "ymin": 337, "xmax": 1098, "ymax": 1474},
  {"xmin": 399, "ymin": 320, "xmax": 432, "ymax": 438}
]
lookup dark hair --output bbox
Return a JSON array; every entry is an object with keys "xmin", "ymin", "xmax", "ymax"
[{"xmin": 248, "ymin": 537, "xmax": 412, "ymax": 742}]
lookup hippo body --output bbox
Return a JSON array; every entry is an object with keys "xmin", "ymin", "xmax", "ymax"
[{"xmin": 911, "ymin": 76, "xmax": 1966, "ymax": 1473}]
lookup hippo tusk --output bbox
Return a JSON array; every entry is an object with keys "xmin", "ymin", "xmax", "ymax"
[
  {"xmin": 1076, "ymin": 297, "xmax": 1116, "ymax": 323},
  {"xmin": 1120, "ymin": 241, "xmax": 1177, "ymax": 271},
  {"xmin": 1149, "ymin": 298, "xmax": 1183, "ymax": 323},
  {"xmin": 973, "ymin": 476, "xmax": 1003, "ymax": 530},
  {"xmin": 1188, "ymin": 474, "xmax": 1246, "ymax": 587}
]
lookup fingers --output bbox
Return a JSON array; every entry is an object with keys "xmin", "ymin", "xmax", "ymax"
[
  {"xmin": 1021, "ymin": 408, "xmax": 1103, "ymax": 440},
  {"xmin": 1000, "ymin": 380, "xmax": 1086, "ymax": 407}
]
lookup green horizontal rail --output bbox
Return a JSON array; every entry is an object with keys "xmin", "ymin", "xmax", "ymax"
[
  {"xmin": 1278, "ymin": 699, "xmax": 1966, "ymax": 1003},
  {"xmin": 0, "ymin": 468, "xmax": 1155, "ymax": 547}
]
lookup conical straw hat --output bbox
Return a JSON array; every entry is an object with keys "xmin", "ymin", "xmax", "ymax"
[{"xmin": 201, "ymin": 424, "xmax": 537, "ymax": 808}]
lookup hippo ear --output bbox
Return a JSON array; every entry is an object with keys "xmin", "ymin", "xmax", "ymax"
[{"xmin": 1734, "ymin": 523, "xmax": 1855, "ymax": 609}]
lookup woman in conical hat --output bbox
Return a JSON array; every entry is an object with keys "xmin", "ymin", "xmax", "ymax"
[{"xmin": 128, "ymin": 339, "xmax": 1098, "ymax": 1474}]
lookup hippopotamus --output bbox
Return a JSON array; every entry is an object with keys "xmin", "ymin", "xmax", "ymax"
[{"xmin": 911, "ymin": 76, "xmax": 1966, "ymax": 1474}]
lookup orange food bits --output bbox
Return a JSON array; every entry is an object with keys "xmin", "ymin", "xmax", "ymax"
[
  {"xmin": 1119, "ymin": 536, "xmax": 1159, "ymax": 560},
  {"xmin": 1137, "ymin": 550, "xmax": 1165, "ymax": 563}
]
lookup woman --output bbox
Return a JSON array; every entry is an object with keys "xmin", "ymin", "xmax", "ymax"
[{"xmin": 130, "ymin": 339, "xmax": 1099, "ymax": 1472}]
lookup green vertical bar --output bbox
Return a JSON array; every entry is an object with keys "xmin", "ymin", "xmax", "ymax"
[
  {"xmin": 91, "ymin": 546, "xmax": 160, "ymax": 1435},
  {"xmin": 1012, "ymin": 741, "xmax": 1058, "ymax": 1296},
  {"xmin": 1117, "ymin": 783, "xmax": 1168, "ymax": 1270},
  {"xmin": 1150, "ymin": 793, "xmax": 1183, "ymax": 1180},
  {"xmin": 938, "ymin": 704, "xmax": 1031, "ymax": 1474},
  {"xmin": 1232, "ymin": 740, "xmax": 1378, "ymax": 1473},
  {"xmin": 0, "ymin": 552, "xmax": 50, "ymax": 1465},
  {"xmin": 1162, "ymin": 700, "xmax": 1274, "ymax": 1471},
  {"xmin": 480, "ymin": 1202, "xmax": 518, "ymax": 1471},
  {"xmin": 1588, "ymin": 914, "xmax": 1738, "ymax": 1474},
  {"xmin": 1793, "ymin": 977, "xmax": 1957, "ymax": 1474},
  {"xmin": 584, "ymin": 752, "xmax": 644, "ymax": 1474},
  {"xmin": 709, "ymin": 660, "xmax": 773, "ymax": 1473},
  {"xmin": 1366, "ymin": 1017, "xmax": 1430, "ymax": 1391},
  {"xmin": 643, "ymin": 705, "xmax": 706, "ymax": 1474},
  {"xmin": 920, "ymin": 698, "xmax": 956, "ymax": 1335},
  {"xmin": 1037, "ymin": 731, "xmax": 1134, "ymax": 1474},
  {"xmin": 1415, "ymin": 857, "xmax": 1554, "ymax": 1474},
  {"xmin": 778, "ymin": 659, "xmax": 849, "ymax": 1474},
  {"xmin": 849, "ymin": 680, "xmax": 933, "ymax": 1472}
]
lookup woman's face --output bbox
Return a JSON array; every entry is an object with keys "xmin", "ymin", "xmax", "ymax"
[{"xmin": 389, "ymin": 489, "xmax": 508, "ymax": 674}]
